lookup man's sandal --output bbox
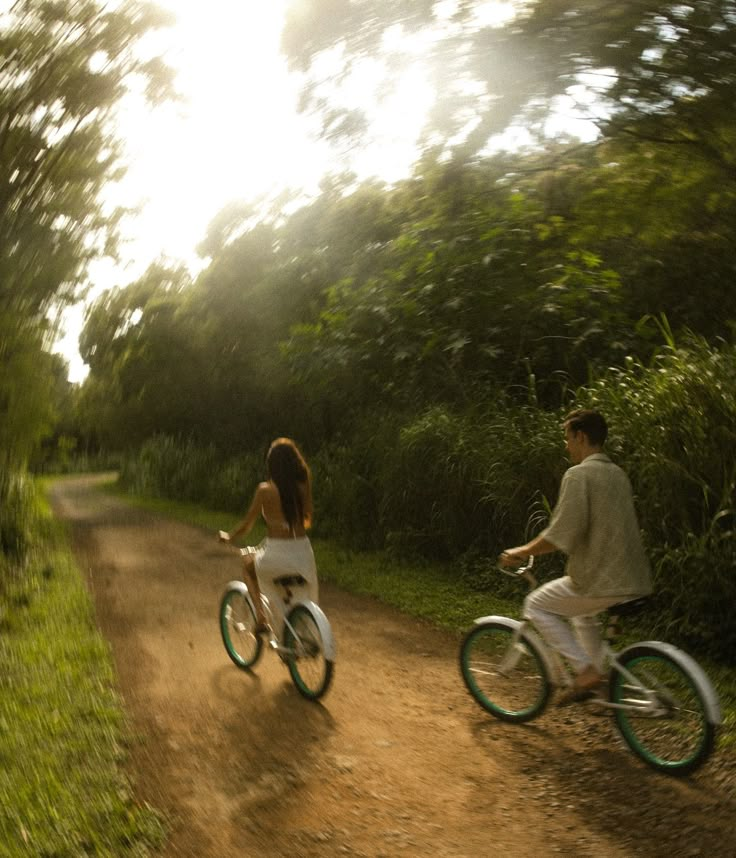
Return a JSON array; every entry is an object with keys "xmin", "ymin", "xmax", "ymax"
[{"xmin": 556, "ymin": 678, "xmax": 606, "ymax": 707}]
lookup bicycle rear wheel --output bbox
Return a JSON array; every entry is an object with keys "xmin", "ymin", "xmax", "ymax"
[
  {"xmin": 460, "ymin": 620, "xmax": 551, "ymax": 723},
  {"xmin": 284, "ymin": 604, "xmax": 334, "ymax": 700},
  {"xmin": 220, "ymin": 586, "xmax": 263, "ymax": 670},
  {"xmin": 612, "ymin": 644, "xmax": 717, "ymax": 775}
]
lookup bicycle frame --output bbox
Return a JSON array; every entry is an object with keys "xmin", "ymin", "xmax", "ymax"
[
  {"xmin": 607, "ymin": 641, "xmax": 721, "ymax": 722},
  {"xmin": 472, "ymin": 614, "xmax": 560, "ymax": 683},
  {"xmin": 516, "ymin": 631, "xmax": 662, "ymax": 710},
  {"xmin": 474, "ymin": 611, "xmax": 721, "ymax": 724},
  {"xmin": 464, "ymin": 557, "xmax": 721, "ymax": 774},
  {"xmin": 223, "ymin": 579, "xmax": 337, "ymax": 662}
]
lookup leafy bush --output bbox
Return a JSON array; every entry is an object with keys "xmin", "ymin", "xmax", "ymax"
[
  {"xmin": 309, "ymin": 443, "xmax": 383, "ymax": 548},
  {"xmin": 648, "ymin": 530, "xmax": 735, "ymax": 659},
  {"xmin": 200, "ymin": 452, "xmax": 263, "ymax": 515}
]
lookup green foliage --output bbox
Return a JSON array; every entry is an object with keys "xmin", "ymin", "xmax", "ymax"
[
  {"xmin": 0, "ymin": 322, "xmax": 69, "ymax": 474},
  {"xmin": 372, "ymin": 402, "xmax": 564, "ymax": 559},
  {"xmin": 0, "ymin": 472, "xmax": 34, "ymax": 562},
  {"xmin": 76, "ymin": 124, "xmax": 736, "ymax": 453},
  {"xmin": 581, "ymin": 334, "xmax": 736, "ymax": 541},
  {"xmin": 282, "ymin": 0, "xmax": 736, "ymax": 177},
  {"xmin": 648, "ymin": 530, "xmax": 735, "ymax": 659},
  {"xmin": 308, "ymin": 420, "xmax": 400, "ymax": 550}
]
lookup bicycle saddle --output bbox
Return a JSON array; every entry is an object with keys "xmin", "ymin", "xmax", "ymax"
[
  {"xmin": 609, "ymin": 596, "xmax": 650, "ymax": 617},
  {"xmin": 273, "ymin": 574, "xmax": 308, "ymax": 588}
]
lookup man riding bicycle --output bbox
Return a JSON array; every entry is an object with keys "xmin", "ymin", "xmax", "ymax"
[{"xmin": 500, "ymin": 409, "xmax": 652, "ymax": 704}]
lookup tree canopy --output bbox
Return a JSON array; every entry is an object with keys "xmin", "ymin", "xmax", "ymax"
[{"xmin": 282, "ymin": 1, "xmax": 736, "ymax": 167}]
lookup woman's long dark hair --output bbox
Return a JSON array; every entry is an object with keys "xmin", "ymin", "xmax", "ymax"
[{"xmin": 266, "ymin": 438, "xmax": 311, "ymax": 531}]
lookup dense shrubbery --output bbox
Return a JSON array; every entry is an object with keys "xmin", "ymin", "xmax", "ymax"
[
  {"xmin": 118, "ymin": 435, "xmax": 262, "ymax": 516},
  {"xmin": 579, "ymin": 336, "xmax": 736, "ymax": 657},
  {"xmin": 117, "ymin": 338, "xmax": 736, "ymax": 660}
]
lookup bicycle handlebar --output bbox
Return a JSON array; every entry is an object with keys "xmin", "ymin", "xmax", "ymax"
[
  {"xmin": 218, "ymin": 531, "xmax": 259, "ymax": 559},
  {"xmin": 497, "ymin": 554, "xmax": 537, "ymax": 588}
]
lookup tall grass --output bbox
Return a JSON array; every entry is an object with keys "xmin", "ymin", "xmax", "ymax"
[
  {"xmin": 578, "ymin": 335, "xmax": 736, "ymax": 657},
  {"xmin": 118, "ymin": 435, "xmax": 262, "ymax": 514},
  {"xmin": 117, "ymin": 338, "xmax": 735, "ymax": 660}
]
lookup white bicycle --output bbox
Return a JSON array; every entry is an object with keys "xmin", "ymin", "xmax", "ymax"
[
  {"xmin": 459, "ymin": 558, "xmax": 721, "ymax": 775},
  {"xmin": 219, "ymin": 539, "xmax": 336, "ymax": 701}
]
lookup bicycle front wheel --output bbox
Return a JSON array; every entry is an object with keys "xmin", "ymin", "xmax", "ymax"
[
  {"xmin": 612, "ymin": 644, "xmax": 717, "ymax": 775},
  {"xmin": 460, "ymin": 620, "xmax": 551, "ymax": 723},
  {"xmin": 220, "ymin": 586, "xmax": 263, "ymax": 670},
  {"xmin": 284, "ymin": 604, "xmax": 334, "ymax": 701}
]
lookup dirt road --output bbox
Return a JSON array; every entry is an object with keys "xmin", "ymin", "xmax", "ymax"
[{"xmin": 50, "ymin": 475, "xmax": 735, "ymax": 858}]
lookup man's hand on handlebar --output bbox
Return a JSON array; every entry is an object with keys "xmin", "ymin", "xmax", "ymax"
[{"xmin": 498, "ymin": 548, "xmax": 528, "ymax": 568}]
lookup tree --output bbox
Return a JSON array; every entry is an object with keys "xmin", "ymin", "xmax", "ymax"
[
  {"xmin": 0, "ymin": 0, "xmax": 174, "ymax": 467},
  {"xmin": 78, "ymin": 263, "xmax": 200, "ymax": 448},
  {"xmin": 281, "ymin": 1, "xmax": 736, "ymax": 169}
]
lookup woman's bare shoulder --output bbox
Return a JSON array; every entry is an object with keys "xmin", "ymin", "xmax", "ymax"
[{"xmin": 253, "ymin": 481, "xmax": 274, "ymax": 499}]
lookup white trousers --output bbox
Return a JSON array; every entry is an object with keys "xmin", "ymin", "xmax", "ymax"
[{"xmin": 523, "ymin": 577, "xmax": 623, "ymax": 674}]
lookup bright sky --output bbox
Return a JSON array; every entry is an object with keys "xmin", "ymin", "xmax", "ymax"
[
  {"xmin": 55, "ymin": 0, "xmax": 438, "ymax": 380},
  {"xmin": 53, "ymin": 0, "xmax": 598, "ymax": 382}
]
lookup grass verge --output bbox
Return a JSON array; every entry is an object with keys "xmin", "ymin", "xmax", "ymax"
[
  {"xmin": 105, "ymin": 480, "xmax": 736, "ymax": 757},
  {"xmin": 0, "ymin": 480, "xmax": 164, "ymax": 858}
]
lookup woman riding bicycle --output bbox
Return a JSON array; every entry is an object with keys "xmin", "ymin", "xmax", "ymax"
[{"xmin": 219, "ymin": 438, "xmax": 318, "ymax": 635}]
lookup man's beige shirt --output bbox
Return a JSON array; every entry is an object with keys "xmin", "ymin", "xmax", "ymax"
[{"xmin": 541, "ymin": 453, "xmax": 652, "ymax": 597}]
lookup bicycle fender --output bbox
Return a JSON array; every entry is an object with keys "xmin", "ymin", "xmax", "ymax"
[
  {"xmin": 618, "ymin": 640, "xmax": 722, "ymax": 725},
  {"xmin": 292, "ymin": 599, "xmax": 337, "ymax": 661},
  {"xmin": 472, "ymin": 615, "xmax": 558, "ymax": 684},
  {"xmin": 224, "ymin": 580, "xmax": 259, "ymax": 617}
]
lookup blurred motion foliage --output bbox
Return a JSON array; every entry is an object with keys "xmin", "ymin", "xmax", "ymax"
[
  {"xmin": 282, "ymin": 1, "xmax": 736, "ymax": 172},
  {"xmin": 0, "ymin": 480, "xmax": 164, "ymax": 855},
  {"xmin": 0, "ymin": 0, "xmax": 174, "ymax": 586}
]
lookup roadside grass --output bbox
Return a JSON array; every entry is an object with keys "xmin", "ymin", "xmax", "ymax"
[
  {"xmin": 0, "ymin": 480, "xmax": 164, "ymax": 858},
  {"xmin": 105, "ymin": 481, "xmax": 736, "ymax": 757}
]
